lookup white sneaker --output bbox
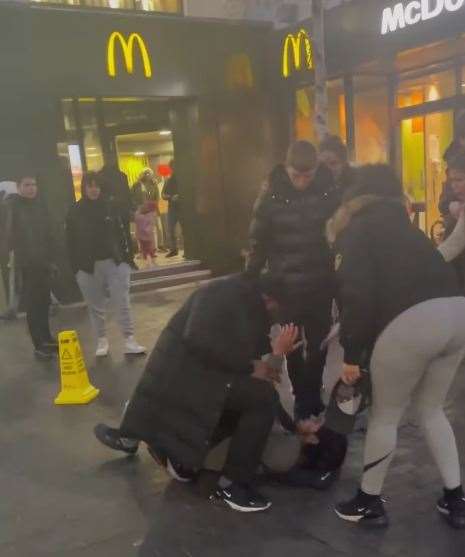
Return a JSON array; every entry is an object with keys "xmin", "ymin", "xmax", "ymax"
[
  {"xmin": 96, "ymin": 337, "xmax": 109, "ymax": 357},
  {"xmin": 124, "ymin": 336, "xmax": 147, "ymax": 355}
]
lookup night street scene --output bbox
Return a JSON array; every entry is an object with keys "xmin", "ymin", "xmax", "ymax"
[{"xmin": 2, "ymin": 1, "xmax": 465, "ymax": 556}]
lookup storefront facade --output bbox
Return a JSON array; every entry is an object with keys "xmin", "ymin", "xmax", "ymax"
[
  {"xmin": 0, "ymin": 1, "xmax": 282, "ymax": 299},
  {"xmin": 276, "ymin": 0, "xmax": 465, "ymax": 235}
]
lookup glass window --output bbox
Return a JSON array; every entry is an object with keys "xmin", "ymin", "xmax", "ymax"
[
  {"xmin": 78, "ymin": 99, "xmax": 104, "ymax": 172},
  {"xmin": 328, "ymin": 79, "xmax": 346, "ymax": 142},
  {"xmin": 398, "ymin": 69, "xmax": 455, "ymax": 108},
  {"xmin": 294, "ymin": 81, "xmax": 346, "ymax": 144},
  {"xmin": 135, "ymin": 0, "xmax": 181, "ymax": 11},
  {"xmin": 354, "ymin": 75, "xmax": 389, "ymax": 164},
  {"xmin": 294, "ymin": 87, "xmax": 316, "ymax": 143}
]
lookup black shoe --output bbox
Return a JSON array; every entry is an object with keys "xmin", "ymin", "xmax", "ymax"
[
  {"xmin": 211, "ymin": 483, "xmax": 272, "ymax": 513},
  {"xmin": 147, "ymin": 445, "xmax": 197, "ymax": 482},
  {"xmin": 279, "ymin": 467, "xmax": 337, "ymax": 490},
  {"xmin": 34, "ymin": 347, "xmax": 54, "ymax": 361},
  {"xmin": 335, "ymin": 490, "xmax": 389, "ymax": 527},
  {"xmin": 437, "ymin": 493, "xmax": 465, "ymax": 529},
  {"xmin": 94, "ymin": 424, "xmax": 139, "ymax": 455},
  {"xmin": 166, "ymin": 249, "xmax": 179, "ymax": 258}
]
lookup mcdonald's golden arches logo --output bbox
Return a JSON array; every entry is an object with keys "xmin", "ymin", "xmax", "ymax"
[
  {"xmin": 282, "ymin": 28, "xmax": 313, "ymax": 78},
  {"xmin": 107, "ymin": 31, "xmax": 153, "ymax": 79}
]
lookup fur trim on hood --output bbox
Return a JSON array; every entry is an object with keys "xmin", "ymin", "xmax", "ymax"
[{"xmin": 326, "ymin": 195, "xmax": 389, "ymax": 244}]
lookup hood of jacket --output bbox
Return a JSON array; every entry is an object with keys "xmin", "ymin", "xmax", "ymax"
[{"xmin": 326, "ymin": 195, "xmax": 405, "ymax": 244}]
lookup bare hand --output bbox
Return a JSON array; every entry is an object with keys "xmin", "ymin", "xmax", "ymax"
[
  {"xmin": 341, "ymin": 363, "xmax": 361, "ymax": 385},
  {"xmin": 251, "ymin": 360, "xmax": 281, "ymax": 383},
  {"xmin": 296, "ymin": 418, "xmax": 323, "ymax": 445},
  {"xmin": 271, "ymin": 324, "xmax": 301, "ymax": 356}
]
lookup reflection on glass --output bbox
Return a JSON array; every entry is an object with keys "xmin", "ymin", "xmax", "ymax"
[
  {"xmin": 401, "ymin": 111, "xmax": 453, "ymax": 233},
  {"xmin": 354, "ymin": 75, "xmax": 389, "ymax": 164},
  {"xmin": 61, "ymin": 99, "xmax": 77, "ymax": 135},
  {"xmin": 328, "ymin": 79, "xmax": 346, "ymax": 142},
  {"xmin": 295, "ymin": 87, "xmax": 316, "ymax": 143},
  {"xmin": 398, "ymin": 69, "xmax": 455, "ymax": 108},
  {"xmin": 78, "ymin": 99, "xmax": 104, "ymax": 172}
]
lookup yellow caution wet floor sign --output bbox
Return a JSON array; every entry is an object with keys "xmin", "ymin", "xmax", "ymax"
[{"xmin": 55, "ymin": 330, "xmax": 100, "ymax": 405}]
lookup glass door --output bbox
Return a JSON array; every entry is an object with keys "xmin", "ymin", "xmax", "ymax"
[{"xmin": 400, "ymin": 110, "xmax": 453, "ymax": 234}]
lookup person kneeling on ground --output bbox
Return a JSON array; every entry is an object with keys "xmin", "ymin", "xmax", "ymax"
[{"xmin": 95, "ymin": 273, "xmax": 302, "ymax": 513}]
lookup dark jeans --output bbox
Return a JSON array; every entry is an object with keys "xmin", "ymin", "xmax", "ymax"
[
  {"xmin": 167, "ymin": 203, "xmax": 182, "ymax": 251},
  {"xmin": 22, "ymin": 266, "xmax": 52, "ymax": 349},
  {"xmin": 210, "ymin": 376, "xmax": 279, "ymax": 485},
  {"xmin": 286, "ymin": 302, "xmax": 332, "ymax": 420}
]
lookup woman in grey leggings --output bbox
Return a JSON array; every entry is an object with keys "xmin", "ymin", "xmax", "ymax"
[{"xmin": 327, "ymin": 164, "xmax": 465, "ymax": 529}]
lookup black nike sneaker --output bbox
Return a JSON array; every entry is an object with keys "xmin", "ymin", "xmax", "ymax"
[
  {"xmin": 211, "ymin": 483, "xmax": 272, "ymax": 513},
  {"xmin": 335, "ymin": 490, "xmax": 389, "ymax": 528},
  {"xmin": 147, "ymin": 445, "xmax": 197, "ymax": 483},
  {"xmin": 94, "ymin": 424, "xmax": 139, "ymax": 455},
  {"xmin": 437, "ymin": 491, "xmax": 465, "ymax": 529}
]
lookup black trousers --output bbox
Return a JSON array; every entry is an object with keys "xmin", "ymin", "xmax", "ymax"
[
  {"xmin": 210, "ymin": 376, "xmax": 279, "ymax": 485},
  {"xmin": 286, "ymin": 302, "xmax": 332, "ymax": 420},
  {"xmin": 22, "ymin": 266, "xmax": 52, "ymax": 349}
]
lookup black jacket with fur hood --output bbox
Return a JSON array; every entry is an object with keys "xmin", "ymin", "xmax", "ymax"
[{"xmin": 327, "ymin": 195, "xmax": 460, "ymax": 366}]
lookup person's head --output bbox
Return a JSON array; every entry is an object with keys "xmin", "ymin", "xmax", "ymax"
[
  {"xmin": 286, "ymin": 141, "xmax": 318, "ymax": 191},
  {"xmin": 448, "ymin": 153, "xmax": 465, "ymax": 202},
  {"xmin": 319, "ymin": 135, "xmax": 348, "ymax": 181},
  {"xmin": 81, "ymin": 172, "xmax": 101, "ymax": 201},
  {"xmin": 140, "ymin": 168, "xmax": 154, "ymax": 185},
  {"xmin": 431, "ymin": 219, "xmax": 446, "ymax": 247},
  {"xmin": 17, "ymin": 175, "xmax": 38, "ymax": 199},
  {"xmin": 344, "ymin": 164, "xmax": 403, "ymax": 201}
]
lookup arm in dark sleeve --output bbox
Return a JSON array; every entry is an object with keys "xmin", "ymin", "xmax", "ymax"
[
  {"xmin": 336, "ymin": 223, "xmax": 377, "ymax": 366},
  {"xmin": 183, "ymin": 284, "xmax": 255, "ymax": 376},
  {"xmin": 246, "ymin": 189, "xmax": 271, "ymax": 276}
]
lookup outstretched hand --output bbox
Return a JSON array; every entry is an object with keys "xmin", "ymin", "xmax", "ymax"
[{"xmin": 271, "ymin": 324, "xmax": 302, "ymax": 356}]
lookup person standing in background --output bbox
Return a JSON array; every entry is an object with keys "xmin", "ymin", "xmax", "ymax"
[
  {"xmin": 162, "ymin": 160, "xmax": 184, "ymax": 258},
  {"xmin": 66, "ymin": 172, "xmax": 146, "ymax": 358},
  {"xmin": 135, "ymin": 201, "xmax": 157, "ymax": 268},
  {"xmin": 3, "ymin": 174, "xmax": 58, "ymax": 359}
]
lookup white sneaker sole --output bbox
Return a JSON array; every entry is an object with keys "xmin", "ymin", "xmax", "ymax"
[
  {"xmin": 96, "ymin": 350, "xmax": 109, "ymax": 357},
  {"xmin": 437, "ymin": 504, "xmax": 449, "ymax": 516},
  {"xmin": 124, "ymin": 348, "xmax": 147, "ymax": 355},
  {"xmin": 335, "ymin": 509, "xmax": 363, "ymax": 522},
  {"xmin": 223, "ymin": 499, "xmax": 272, "ymax": 513}
]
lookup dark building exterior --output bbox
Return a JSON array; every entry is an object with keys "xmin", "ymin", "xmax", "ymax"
[{"xmin": 3, "ymin": 0, "xmax": 465, "ymax": 299}]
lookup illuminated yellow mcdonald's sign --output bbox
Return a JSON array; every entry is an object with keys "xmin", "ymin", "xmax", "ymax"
[
  {"xmin": 282, "ymin": 28, "xmax": 313, "ymax": 78},
  {"xmin": 107, "ymin": 32, "xmax": 153, "ymax": 79}
]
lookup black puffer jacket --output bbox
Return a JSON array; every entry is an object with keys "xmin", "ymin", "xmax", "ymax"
[
  {"xmin": 66, "ymin": 197, "xmax": 134, "ymax": 274},
  {"xmin": 247, "ymin": 164, "xmax": 338, "ymax": 312},
  {"xmin": 120, "ymin": 274, "xmax": 272, "ymax": 469},
  {"xmin": 328, "ymin": 196, "xmax": 461, "ymax": 366},
  {"xmin": 4, "ymin": 194, "xmax": 55, "ymax": 269}
]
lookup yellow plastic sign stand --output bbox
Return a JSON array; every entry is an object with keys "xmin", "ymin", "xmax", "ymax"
[{"xmin": 55, "ymin": 331, "xmax": 100, "ymax": 405}]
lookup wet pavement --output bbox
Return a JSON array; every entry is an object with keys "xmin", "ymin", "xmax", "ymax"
[{"xmin": 1, "ymin": 285, "xmax": 465, "ymax": 556}]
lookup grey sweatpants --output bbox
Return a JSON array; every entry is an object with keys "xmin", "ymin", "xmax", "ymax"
[
  {"xmin": 76, "ymin": 260, "xmax": 134, "ymax": 340},
  {"xmin": 362, "ymin": 297, "xmax": 465, "ymax": 496}
]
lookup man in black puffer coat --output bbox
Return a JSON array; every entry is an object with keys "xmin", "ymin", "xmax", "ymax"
[
  {"xmin": 95, "ymin": 274, "xmax": 301, "ymax": 513},
  {"xmin": 247, "ymin": 141, "xmax": 338, "ymax": 421}
]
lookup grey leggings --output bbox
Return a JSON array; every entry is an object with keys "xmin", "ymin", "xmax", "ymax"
[
  {"xmin": 362, "ymin": 297, "xmax": 465, "ymax": 495},
  {"xmin": 76, "ymin": 260, "xmax": 134, "ymax": 340}
]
